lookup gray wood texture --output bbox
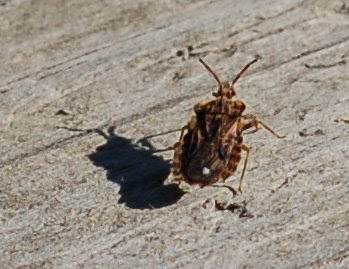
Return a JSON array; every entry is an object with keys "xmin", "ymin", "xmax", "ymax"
[{"xmin": 1, "ymin": 0, "xmax": 348, "ymax": 268}]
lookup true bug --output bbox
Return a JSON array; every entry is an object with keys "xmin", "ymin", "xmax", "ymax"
[{"xmin": 172, "ymin": 57, "xmax": 285, "ymax": 193}]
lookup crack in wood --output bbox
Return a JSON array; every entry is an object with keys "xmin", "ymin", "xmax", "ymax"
[
  {"xmin": 0, "ymin": 44, "xmax": 111, "ymax": 90},
  {"xmin": 263, "ymin": 35, "xmax": 349, "ymax": 71}
]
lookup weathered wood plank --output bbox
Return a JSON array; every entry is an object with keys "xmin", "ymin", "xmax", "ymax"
[{"xmin": 1, "ymin": 0, "xmax": 348, "ymax": 268}]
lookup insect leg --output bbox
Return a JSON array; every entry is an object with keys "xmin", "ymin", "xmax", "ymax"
[
  {"xmin": 241, "ymin": 114, "xmax": 285, "ymax": 139},
  {"xmin": 238, "ymin": 144, "xmax": 250, "ymax": 193},
  {"xmin": 179, "ymin": 125, "xmax": 188, "ymax": 140},
  {"xmin": 152, "ymin": 146, "xmax": 174, "ymax": 153}
]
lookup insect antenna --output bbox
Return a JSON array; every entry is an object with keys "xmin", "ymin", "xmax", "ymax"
[
  {"xmin": 232, "ymin": 57, "xmax": 259, "ymax": 86},
  {"xmin": 199, "ymin": 58, "xmax": 222, "ymax": 88}
]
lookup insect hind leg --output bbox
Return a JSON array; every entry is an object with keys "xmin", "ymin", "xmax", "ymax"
[{"xmin": 238, "ymin": 144, "xmax": 250, "ymax": 193}]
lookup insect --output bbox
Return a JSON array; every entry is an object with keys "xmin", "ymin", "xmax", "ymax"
[{"xmin": 172, "ymin": 57, "xmax": 285, "ymax": 193}]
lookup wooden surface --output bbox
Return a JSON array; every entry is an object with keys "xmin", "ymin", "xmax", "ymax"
[{"xmin": 1, "ymin": 0, "xmax": 349, "ymax": 268}]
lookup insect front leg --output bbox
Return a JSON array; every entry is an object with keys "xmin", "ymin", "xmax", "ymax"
[
  {"xmin": 241, "ymin": 114, "xmax": 285, "ymax": 139},
  {"xmin": 177, "ymin": 116, "xmax": 198, "ymax": 140},
  {"xmin": 179, "ymin": 124, "xmax": 188, "ymax": 140}
]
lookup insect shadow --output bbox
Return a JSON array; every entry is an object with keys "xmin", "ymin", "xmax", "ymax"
[{"xmin": 85, "ymin": 126, "xmax": 185, "ymax": 209}]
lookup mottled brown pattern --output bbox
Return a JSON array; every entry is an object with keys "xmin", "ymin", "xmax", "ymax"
[{"xmin": 172, "ymin": 58, "xmax": 285, "ymax": 192}]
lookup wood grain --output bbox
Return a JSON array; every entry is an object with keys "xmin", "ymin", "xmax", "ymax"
[{"xmin": 1, "ymin": 0, "xmax": 348, "ymax": 268}]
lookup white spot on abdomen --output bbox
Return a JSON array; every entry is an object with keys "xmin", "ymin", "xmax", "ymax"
[{"xmin": 202, "ymin": 167, "xmax": 211, "ymax": 175}]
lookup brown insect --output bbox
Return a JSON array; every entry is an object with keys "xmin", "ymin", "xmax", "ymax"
[{"xmin": 172, "ymin": 57, "xmax": 285, "ymax": 193}]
